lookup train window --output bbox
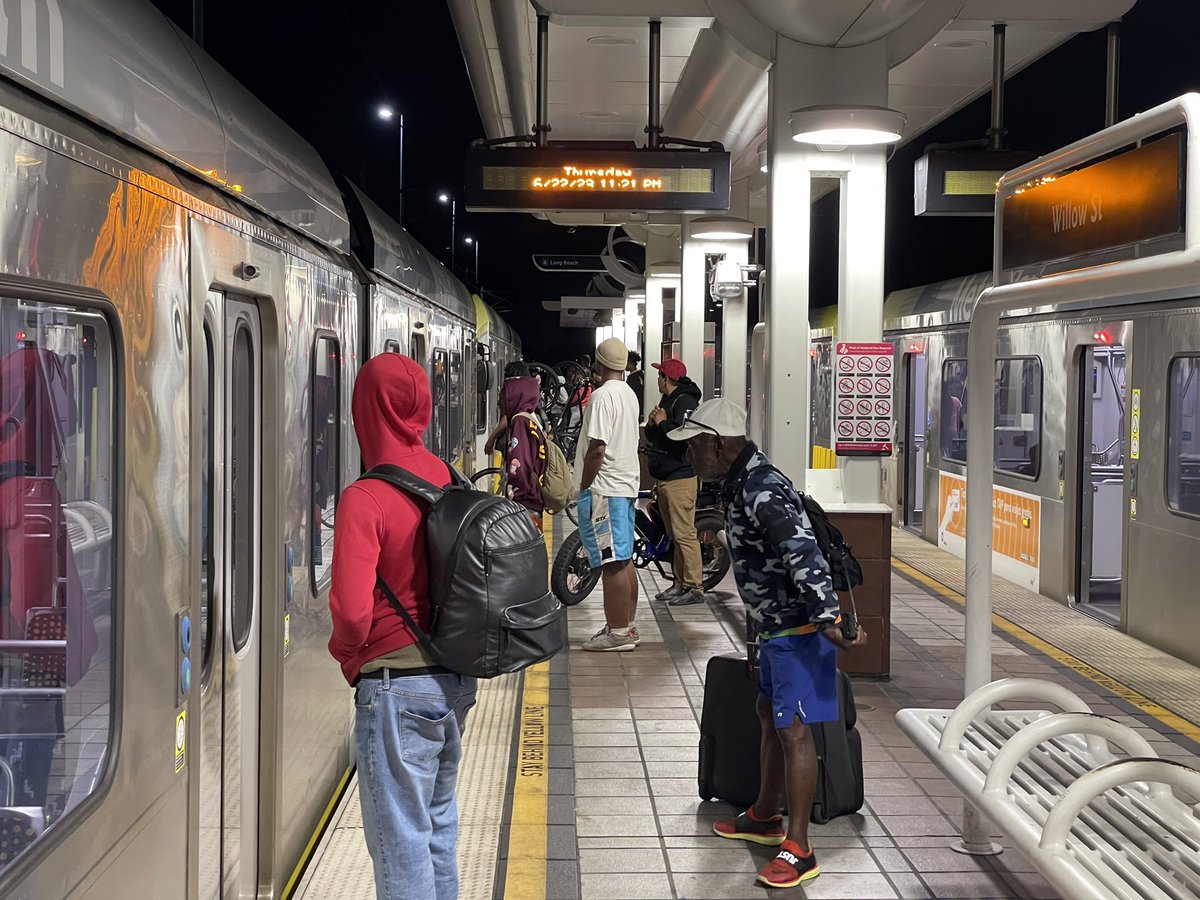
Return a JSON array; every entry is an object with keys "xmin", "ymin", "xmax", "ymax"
[
  {"xmin": 201, "ymin": 323, "xmax": 215, "ymax": 682},
  {"xmin": 0, "ymin": 298, "xmax": 115, "ymax": 874},
  {"xmin": 940, "ymin": 356, "xmax": 1042, "ymax": 478},
  {"xmin": 229, "ymin": 324, "xmax": 257, "ymax": 650},
  {"xmin": 430, "ymin": 349, "xmax": 449, "ymax": 459},
  {"xmin": 941, "ymin": 359, "xmax": 969, "ymax": 463},
  {"xmin": 1167, "ymin": 356, "xmax": 1200, "ymax": 517},
  {"xmin": 475, "ymin": 357, "xmax": 489, "ymax": 434},
  {"xmin": 994, "ymin": 357, "xmax": 1042, "ymax": 478},
  {"xmin": 449, "ymin": 350, "xmax": 463, "ymax": 455},
  {"xmin": 311, "ymin": 335, "xmax": 340, "ymax": 591}
]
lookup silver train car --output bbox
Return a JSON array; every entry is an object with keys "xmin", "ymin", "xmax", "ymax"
[
  {"xmin": 0, "ymin": 3, "xmax": 518, "ymax": 898},
  {"xmin": 811, "ymin": 272, "xmax": 1200, "ymax": 669}
]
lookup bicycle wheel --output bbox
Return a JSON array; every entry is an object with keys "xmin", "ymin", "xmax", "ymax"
[
  {"xmin": 696, "ymin": 510, "xmax": 730, "ymax": 591},
  {"xmin": 469, "ymin": 467, "xmax": 504, "ymax": 495},
  {"xmin": 551, "ymin": 529, "xmax": 600, "ymax": 606}
]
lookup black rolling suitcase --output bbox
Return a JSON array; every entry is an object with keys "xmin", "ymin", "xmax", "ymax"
[
  {"xmin": 697, "ymin": 653, "xmax": 761, "ymax": 807},
  {"xmin": 697, "ymin": 617, "xmax": 865, "ymax": 822},
  {"xmin": 810, "ymin": 670, "xmax": 865, "ymax": 823}
]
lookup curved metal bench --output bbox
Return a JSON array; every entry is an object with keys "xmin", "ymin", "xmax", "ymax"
[{"xmin": 897, "ymin": 678, "xmax": 1200, "ymax": 899}]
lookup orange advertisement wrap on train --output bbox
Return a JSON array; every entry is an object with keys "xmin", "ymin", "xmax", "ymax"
[{"xmin": 936, "ymin": 472, "xmax": 1041, "ymax": 592}]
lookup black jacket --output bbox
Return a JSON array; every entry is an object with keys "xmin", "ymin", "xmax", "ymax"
[{"xmin": 644, "ymin": 377, "xmax": 702, "ymax": 480}]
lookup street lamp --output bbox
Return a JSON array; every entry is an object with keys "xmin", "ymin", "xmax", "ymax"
[
  {"xmin": 464, "ymin": 236, "xmax": 480, "ymax": 287},
  {"xmin": 376, "ymin": 103, "xmax": 404, "ymax": 223},
  {"xmin": 438, "ymin": 192, "xmax": 456, "ymax": 270}
]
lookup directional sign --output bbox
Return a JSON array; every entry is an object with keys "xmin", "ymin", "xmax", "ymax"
[
  {"xmin": 834, "ymin": 342, "xmax": 894, "ymax": 456},
  {"xmin": 532, "ymin": 253, "xmax": 606, "ymax": 273}
]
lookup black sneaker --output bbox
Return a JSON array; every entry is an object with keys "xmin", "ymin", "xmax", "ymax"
[
  {"xmin": 668, "ymin": 588, "xmax": 706, "ymax": 606},
  {"xmin": 655, "ymin": 584, "xmax": 683, "ymax": 601}
]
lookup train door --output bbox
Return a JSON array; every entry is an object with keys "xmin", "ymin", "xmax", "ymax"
[
  {"xmin": 904, "ymin": 351, "xmax": 927, "ymax": 532},
  {"xmin": 1075, "ymin": 339, "xmax": 1126, "ymax": 622},
  {"xmin": 199, "ymin": 293, "xmax": 263, "ymax": 899}
]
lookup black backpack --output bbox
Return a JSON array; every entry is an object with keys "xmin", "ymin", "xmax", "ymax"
[
  {"xmin": 751, "ymin": 463, "xmax": 864, "ymax": 593},
  {"xmin": 797, "ymin": 491, "xmax": 864, "ymax": 593},
  {"xmin": 360, "ymin": 464, "xmax": 566, "ymax": 679}
]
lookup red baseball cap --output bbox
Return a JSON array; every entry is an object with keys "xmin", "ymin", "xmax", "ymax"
[{"xmin": 652, "ymin": 358, "xmax": 687, "ymax": 381}]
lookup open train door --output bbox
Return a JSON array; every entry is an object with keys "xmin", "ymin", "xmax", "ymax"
[{"xmin": 1073, "ymin": 326, "xmax": 1130, "ymax": 624}]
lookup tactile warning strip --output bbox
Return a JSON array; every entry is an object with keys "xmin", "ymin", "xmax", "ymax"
[
  {"xmin": 293, "ymin": 673, "xmax": 519, "ymax": 900},
  {"xmin": 457, "ymin": 671, "xmax": 521, "ymax": 900},
  {"xmin": 892, "ymin": 529, "xmax": 1200, "ymax": 730}
]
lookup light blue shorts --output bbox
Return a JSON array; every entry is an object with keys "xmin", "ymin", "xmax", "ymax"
[
  {"xmin": 758, "ymin": 631, "xmax": 839, "ymax": 726},
  {"xmin": 577, "ymin": 489, "xmax": 636, "ymax": 568}
]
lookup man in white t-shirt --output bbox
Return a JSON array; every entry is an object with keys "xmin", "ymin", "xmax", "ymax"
[{"xmin": 574, "ymin": 337, "xmax": 642, "ymax": 651}]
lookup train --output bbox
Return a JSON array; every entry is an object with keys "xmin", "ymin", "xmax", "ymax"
[
  {"xmin": 0, "ymin": 3, "xmax": 519, "ymax": 898},
  {"xmin": 810, "ymin": 271, "xmax": 1200, "ymax": 670}
]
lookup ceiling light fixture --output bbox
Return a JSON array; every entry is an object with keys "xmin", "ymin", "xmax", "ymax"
[
  {"xmin": 647, "ymin": 261, "xmax": 682, "ymax": 280},
  {"xmin": 688, "ymin": 216, "xmax": 754, "ymax": 242},
  {"xmin": 789, "ymin": 105, "xmax": 906, "ymax": 146},
  {"xmin": 580, "ymin": 110, "xmax": 620, "ymax": 119},
  {"xmin": 587, "ymin": 35, "xmax": 638, "ymax": 46},
  {"xmin": 757, "ymin": 140, "xmax": 767, "ymax": 173}
]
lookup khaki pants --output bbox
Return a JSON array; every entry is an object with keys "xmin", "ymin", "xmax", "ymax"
[{"xmin": 656, "ymin": 476, "xmax": 703, "ymax": 590}]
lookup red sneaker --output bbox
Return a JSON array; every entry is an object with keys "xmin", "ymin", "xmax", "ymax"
[
  {"xmin": 712, "ymin": 808, "xmax": 785, "ymax": 846},
  {"xmin": 756, "ymin": 839, "xmax": 820, "ymax": 889}
]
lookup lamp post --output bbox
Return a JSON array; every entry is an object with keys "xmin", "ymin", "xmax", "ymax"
[
  {"xmin": 376, "ymin": 104, "xmax": 404, "ymax": 224},
  {"xmin": 464, "ymin": 236, "xmax": 480, "ymax": 288},
  {"xmin": 438, "ymin": 193, "xmax": 456, "ymax": 270}
]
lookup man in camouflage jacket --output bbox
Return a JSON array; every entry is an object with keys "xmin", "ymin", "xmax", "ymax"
[{"xmin": 669, "ymin": 397, "xmax": 866, "ymax": 890}]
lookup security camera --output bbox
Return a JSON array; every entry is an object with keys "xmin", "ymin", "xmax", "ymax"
[{"xmin": 710, "ymin": 258, "xmax": 744, "ymax": 301}]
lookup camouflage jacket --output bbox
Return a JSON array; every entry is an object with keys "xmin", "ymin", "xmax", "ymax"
[{"xmin": 722, "ymin": 444, "xmax": 839, "ymax": 634}]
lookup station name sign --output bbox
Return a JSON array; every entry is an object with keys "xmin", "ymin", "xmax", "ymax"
[
  {"xmin": 465, "ymin": 146, "xmax": 731, "ymax": 213},
  {"xmin": 1001, "ymin": 132, "xmax": 1184, "ymax": 274}
]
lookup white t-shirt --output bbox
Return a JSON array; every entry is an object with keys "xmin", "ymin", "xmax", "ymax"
[{"xmin": 573, "ymin": 379, "xmax": 640, "ymax": 497}]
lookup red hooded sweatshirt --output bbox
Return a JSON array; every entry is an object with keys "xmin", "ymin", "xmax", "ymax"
[{"xmin": 328, "ymin": 353, "xmax": 451, "ymax": 684}]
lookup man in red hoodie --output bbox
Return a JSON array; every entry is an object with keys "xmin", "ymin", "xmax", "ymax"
[{"xmin": 329, "ymin": 353, "xmax": 477, "ymax": 900}]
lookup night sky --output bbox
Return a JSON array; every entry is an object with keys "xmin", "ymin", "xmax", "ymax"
[{"xmin": 148, "ymin": 1, "xmax": 1199, "ymax": 360}]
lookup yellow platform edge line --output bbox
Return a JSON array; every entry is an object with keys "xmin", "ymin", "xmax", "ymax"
[
  {"xmin": 892, "ymin": 557, "xmax": 1200, "ymax": 744},
  {"xmin": 282, "ymin": 764, "xmax": 354, "ymax": 899},
  {"xmin": 499, "ymin": 517, "xmax": 558, "ymax": 900}
]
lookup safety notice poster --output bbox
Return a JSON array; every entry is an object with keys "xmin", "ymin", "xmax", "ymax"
[{"xmin": 834, "ymin": 342, "xmax": 894, "ymax": 455}]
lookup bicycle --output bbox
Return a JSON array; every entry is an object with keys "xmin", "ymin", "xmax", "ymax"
[{"xmin": 551, "ymin": 484, "xmax": 730, "ymax": 606}]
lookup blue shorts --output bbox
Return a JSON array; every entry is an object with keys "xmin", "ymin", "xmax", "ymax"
[
  {"xmin": 758, "ymin": 631, "xmax": 839, "ymax": 726},
  {"xmin": 577, "ymin": 489, "xmax": 636, "ymax": 568}
]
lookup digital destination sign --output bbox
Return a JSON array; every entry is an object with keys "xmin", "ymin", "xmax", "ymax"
[
  {"xmin": 465, "ymin": 146, "xmax": 730, "ymax": 213},
  {"xmin": 1000, "ymin": 132, "xmax": 1184, "ymax": 275}
]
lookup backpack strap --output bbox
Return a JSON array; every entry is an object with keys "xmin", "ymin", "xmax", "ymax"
[
  {"xmin": 374, "ymin": 574, "xmax": 438, "ymax": 660},
  {"xmin": 360, "ymin": 462, "xmax": 470, "ymax": 502}
]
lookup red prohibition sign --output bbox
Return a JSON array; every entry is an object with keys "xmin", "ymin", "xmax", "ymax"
[
  {"xmin": 837, "ymin": 421, "xmax": 854, "ymax": 437},
  {"xmin": 876, "ymin": 356, "xmax": 892, "ymax": 373},
  {"xmin": 875, "ymin": 377, "xmax": 891, "ymax": 394},
  {"xmin": 837, "ymin": 356, "xmax": 855, "ymax": 372},
  {"xmin": 856, "ymin": 356, "xmax": 873, "ymax": 373},
  {"xmin": 875, "ymin": 399, "xmax": 892, "ymax": 416},
  {"xmin": 837, "ymin": 399, "xmax": 855, "ymax": 416},
  {"xmin": 857, "ymin": 377, "xmax": 873, "ymax": 394},
  {"xmin": 874, "ymin": 420, "xmax": 891, "ymax": 438},
  {"xmin": 855, "ymin": 420, "xmax": 872, "ymax": 437},
  {"xmin": 857, "ymin": 399, "xmax": 873, "ymax": 416}
]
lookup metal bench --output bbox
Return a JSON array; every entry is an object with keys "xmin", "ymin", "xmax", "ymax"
[{"xmin": 897, "ymin": 678, "xmax": 1200, "ymax": 900}]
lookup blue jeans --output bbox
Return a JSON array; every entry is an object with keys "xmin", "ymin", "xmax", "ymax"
[{"xmin": 354, "ymin": 670, "xmax": 478, "ymax": 900}]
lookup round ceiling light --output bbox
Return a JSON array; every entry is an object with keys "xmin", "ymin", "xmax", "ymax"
[
  {"xmin": 688, "ymin": 216, "xmax": 754, "ymax": 242},
  {"xmin": 587, "ymin": 35, "xmax": 638, "ymax": 46},
  {"xmin": 757, "ymin": 140, "xmax": 767, "ymax": 173},
  {"xmin": 789, "ymin": 105, "xmax": 906, "ymax": 146},
  {"xmin": 647, "ymin": 261, "xmax": 682, "ymax": 280},
  {"xmin": 934, "ymin": 38, "xmax": 987, "ymax": 49},
  {"xmin": 580, "ymin": 110, "xmax": 619, "ymax": 119}
]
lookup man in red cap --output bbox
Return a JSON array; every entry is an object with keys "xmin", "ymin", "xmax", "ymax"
[{"xmin": 644, "ymin": 357, "xmax": 705, "ymax": 604}]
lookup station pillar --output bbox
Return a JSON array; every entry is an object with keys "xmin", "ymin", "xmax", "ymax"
[{"xmin": 680, "ymin": 216, "xmax": 708, "ymax": 394}]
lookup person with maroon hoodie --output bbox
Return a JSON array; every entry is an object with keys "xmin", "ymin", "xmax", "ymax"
[
  {"xmin": 500, "ymin": 375, "xmax": 547, "ymax": 529},
  {"xmin": 329, "ymin": 353, "xmax": 477, "ymax": 900}
]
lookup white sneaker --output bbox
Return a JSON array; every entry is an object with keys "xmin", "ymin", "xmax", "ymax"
[{"xmin": 581, "ymin": 626, "xmax": 639, "ymax": 652}]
